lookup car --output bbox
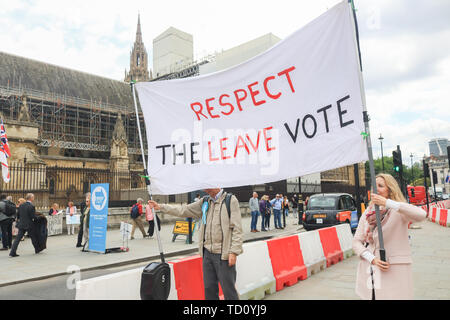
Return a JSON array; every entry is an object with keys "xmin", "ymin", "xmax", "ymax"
[{"xmin": 302, "ymin": 193, "xmax": 359, "ymax": 232}]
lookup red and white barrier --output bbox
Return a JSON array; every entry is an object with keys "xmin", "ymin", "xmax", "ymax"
[
  {"xmin": 335, "ymin": 223, "xmax": 354, "ymax": 259},
  {"xmin": 235, "ymin": 241, "xmax": 276, "ymax": 300},
  {"xmin": 76, "ymin": 224, "xmax": 355, "ymax": 300},
  {"xmin": 428, "ymin": 207, "xmax": 449, "ymax": 228},
  {"xmin": 298, "ymin": 230, "xmax": 327, "ymax": 277}
]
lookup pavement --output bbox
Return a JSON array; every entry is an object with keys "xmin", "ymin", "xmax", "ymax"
[
  {"xmin": 263, "ymin": 219, "xmax": 450, "ymax": 300},
  {"xmin": 0, "ymin": 213, "xmax": 304, "ymax": 287}
]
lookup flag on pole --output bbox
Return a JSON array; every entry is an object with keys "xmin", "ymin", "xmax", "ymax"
[{"xmin": 0, "ymin": 119, "xmax": 11, "ymax": 183}]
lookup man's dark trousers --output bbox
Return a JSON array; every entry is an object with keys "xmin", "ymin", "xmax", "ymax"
[
  {"xmin": 0, "ymin": 219, "xmax": 13, "ymax": 248},
  {"xmin": 202, "ymin": 248, "xmax": 239, "ymax": 300},
  {"xmin": 10, "ymin": 227, "xmax": 38, "ymax": 255}
]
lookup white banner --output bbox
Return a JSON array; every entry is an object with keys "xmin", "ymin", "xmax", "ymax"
[{"xmin": 136, "ymin": 1, "xmax": 368, "ymax": 195}]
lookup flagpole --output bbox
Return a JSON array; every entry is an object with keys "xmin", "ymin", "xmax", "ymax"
[
  {"xmin": 130, "ymin": 81, "xmax": 165, "ymax": 263},
  {"xmin": 349, "ymin": 0, "xmax": 386, "ymax": 262}
]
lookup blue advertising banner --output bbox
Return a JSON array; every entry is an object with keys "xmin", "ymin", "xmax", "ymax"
[{"xmin": 88, "ymin": 183, "xmax": 109, "ymax": 253}]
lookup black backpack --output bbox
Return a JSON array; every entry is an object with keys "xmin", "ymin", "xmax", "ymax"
[
  {"xmin": 202, "ymin": 192, "xmax": 233, "ymax": 219},
  {"xmin": 4, "ymin": 200, "xmax": 16, "ymax": 217}
]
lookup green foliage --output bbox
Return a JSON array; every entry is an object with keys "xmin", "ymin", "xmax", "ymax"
[{"xmin": 365, "ymin": 156, "xmax": 425, "ymax": 185}]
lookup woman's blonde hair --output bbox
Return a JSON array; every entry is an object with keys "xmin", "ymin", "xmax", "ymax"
[
  {"xmin": 17, "ymin": 198, "xmax": 26, "ymax": 205},
  {"xmin": 374, "ymin": 173, "xmax": 406, "ymax": 203}
]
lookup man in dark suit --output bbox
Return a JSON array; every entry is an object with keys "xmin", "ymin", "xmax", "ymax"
[
  {"xmin": 76, "ymin": 193, "xmax": 90, "ymax": 248},
  {"xmin": 9, "ymin": 193, "xmax": 39, "ymax": 257}
]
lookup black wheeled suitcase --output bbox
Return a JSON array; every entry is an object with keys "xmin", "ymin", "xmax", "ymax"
[{"xmin": 140, "ymin": 261, "xmax": 171, "ymax": 300}]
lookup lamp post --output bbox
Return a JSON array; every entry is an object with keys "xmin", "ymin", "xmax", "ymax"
[
  {"xmin": 410, "ymin": 153, "xmax": 414, "ymax": 184},
  {"xmin": 378, "ymin": 134, "xmax": 385, "ymax": 172}
]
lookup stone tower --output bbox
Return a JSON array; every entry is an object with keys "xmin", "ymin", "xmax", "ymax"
[{"xmin": 125, "ymin": 14, "xmax": 151, "ymax": 82}]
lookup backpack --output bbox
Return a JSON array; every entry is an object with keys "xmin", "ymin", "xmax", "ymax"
[
  {"xmin": 130, "ymin": 204, "xmax": 140, "ymax": 219},
  {"xmin": 4, "ymin": 201, "xmax": 16, "ymax": 217},
  {"xmin": 202, "ymin": 192, "xmax": 233, "ymax": 220}
]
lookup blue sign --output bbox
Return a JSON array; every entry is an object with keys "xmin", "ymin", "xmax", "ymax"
[
  {"xmin": 350, "ymin": 210, "xmax": 359, "ymax": 229},
  {"xmin": 88, "ymin": 183, "xmax": 109, "ymax": 253}
]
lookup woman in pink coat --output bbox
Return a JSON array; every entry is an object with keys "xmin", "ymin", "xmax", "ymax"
[{"xmin": 352, "ymin": 173, "xmax": 426, "ymax": 300}]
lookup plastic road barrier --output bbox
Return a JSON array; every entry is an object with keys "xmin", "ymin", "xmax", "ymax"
[
  {"xmin": 297, "ymin": 230, "xmax": 327, "ymax": 278},
  {"xmin": 235, "ymin": 241, "xmax": 276, "ymax": 300},
  {"xmin": 438, "ymin": 209, "xmax": 448, "ymax": 227},
  {"xmin": 335, "ymin": 224, "xmax": 354, "ymax": 259},
  {"xmin": 266, "ymin": 235, "xmax": 307, "ymax": 291},
  {"xmin": 318, "ymin": 227, "xmax": 344, "ymax": 267},
  {"xmin": 169, "ymin": 255, "xmax": 204, "ymax": 300}
]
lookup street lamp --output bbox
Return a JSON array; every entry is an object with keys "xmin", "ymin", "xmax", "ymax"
[
  {"xmin": 410, "ymin": 153, "xmax": 414, "ymax": 184},
  {"xmin": 378, "ymin": 134, "xmax": 385, "ymax": 172}
]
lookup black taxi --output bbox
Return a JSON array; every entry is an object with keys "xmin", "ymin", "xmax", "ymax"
[{"xmin": 302, "ymin": 193, "xmax": 359, "ymax": 231}]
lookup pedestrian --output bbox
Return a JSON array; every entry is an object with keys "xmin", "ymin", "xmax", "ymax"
[
  {"xmin": 194, "ymin": 193, "xmax": 201, "ymax": 202},
  {"xmin": 305, "ymin": 196, "xmax": 310, "ymax": 208},
  {"xmin": 249, "ymin": 192, "xmax": 260, "ymax": 233},
  {"xmin": 352, "ymin": 173, "xmax": 427, "ymax": 300},
  {"xmin": 76, "ymin": 193, "xmax": 90, "ymax": 248},
  {"xmin": 291, "ymin": 194, "xmax": 298, "ymax": 220},
  {"xmin": 65, "ymin": 201, "xmax": 78, "ymax": 235},
  {"xmin": 48, "ymin": 203, "xmax": 59, "ymax": 216},
  {"xmin": 145, "ymin": 200, "xmax": 161, "ymax": 238},
  {"xmin": 270, "ymin": 194, "xmax": 283, "ymax": 229},
  {"xmin": 148, "ymin": 188, "xmax": 243, "ymax": 300},
  {"xmin": 298, "ymin": 195, "xmax": 304, "ymax": 225},
  {"xmin": 15, "ymin": 198, "xmax": 26, "ymax": 241},
  {"xmin": 283, "ymin": 196, "xmax": 289, "ymax": 218},
  {"xmin": 259, "ymin": 195, "xmax": 268, "ymax": 232},
  {"xmin": 265, "ymin": 195, "xmax": 272, "ymax": 230},
  {"xmin": 0, "ymin": 194, "xmax": 16, "ymax": 250},
  {"xmin": 130, "ymin": 198, "xmax": 148, "ymax": 240},
  {"xmin": 9, "ymin": 193, "xmax": 39, "ymax": 257}
]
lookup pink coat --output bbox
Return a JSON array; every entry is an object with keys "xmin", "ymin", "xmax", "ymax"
[
  {"xmin": 352, "ymin": 202, "xmax": 426, "ymax": 300},
  {"xmin": 145, "ymin": 204, "xmax": 154, "ymax": 221}
]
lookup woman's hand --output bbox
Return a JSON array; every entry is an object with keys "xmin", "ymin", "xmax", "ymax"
[
  {"xmin": 372, "ymin": 257, "xmax": 390, "ymax": 272},
  {"xmin": 371, "ymin": 193, "xmax": 387, "ymax": 207}
]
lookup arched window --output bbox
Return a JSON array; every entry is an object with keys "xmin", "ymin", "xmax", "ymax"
[{"xmin": 49, "ymin": 178, "xmax": 55, "ymax": 195}]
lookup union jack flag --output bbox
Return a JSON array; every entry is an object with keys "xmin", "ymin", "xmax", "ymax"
[{"xmin": 0, "ymin": 119, "xmax": 10, "ymax": 183}]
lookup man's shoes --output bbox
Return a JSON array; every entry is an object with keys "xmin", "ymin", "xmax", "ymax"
[
  {"xmin": 76, "ymin": 244, "xmax": 83, "ymax": 248},
  {"xmin": 130, "ymin": 236, "xmax": 135, "ymax": 240},
  {"xmin": 255, "ymin": 230, "xmax": 260, "ymax": 232},
  {"xmin": 9, "ymin": 253, "xmax": 19, "ymax": 257},
  {"xmin": 251, "ymin": 230, "xmax": 256, "ymax": 233},
  {"xmin": 0, "ymin": 248, "xmax": 8, "ymax": 251}
]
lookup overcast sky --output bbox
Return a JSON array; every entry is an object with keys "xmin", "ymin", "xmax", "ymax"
[{"xmin": 1, "ymin": 0, "xmax": 449, "ymax": 167}]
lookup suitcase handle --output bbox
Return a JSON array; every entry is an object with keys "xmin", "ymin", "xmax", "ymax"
[{"xmin": 131, "ymin": 82, "xmax": 166, "ymax": 263}]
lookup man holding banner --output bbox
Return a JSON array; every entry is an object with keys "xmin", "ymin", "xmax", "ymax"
[{"xmin": 148, "ymin": 188, "xmax": 243, "ymax": 300}]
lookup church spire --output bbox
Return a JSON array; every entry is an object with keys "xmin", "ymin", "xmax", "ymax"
[{"xmin": 125, "ymin": 13, "xmax": 150, "ymax": 82}]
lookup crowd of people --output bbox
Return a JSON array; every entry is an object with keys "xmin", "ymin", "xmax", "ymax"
[{"xmin": 248, "ymin": 192, "xmax": 310, "ymax": 233}]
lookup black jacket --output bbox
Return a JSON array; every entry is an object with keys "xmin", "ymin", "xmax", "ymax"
[{"xmin": 16, "ymin": 202, "xmax": 37, "ymax": 230}]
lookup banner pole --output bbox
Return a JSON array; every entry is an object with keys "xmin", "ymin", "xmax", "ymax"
[
  {"xmin": 131, "ymin": 81, "xmax": 165, "ymax": 263},
  {"xmin": 349, "ymin": 0, "xmax": 386, "ymax": 261}
]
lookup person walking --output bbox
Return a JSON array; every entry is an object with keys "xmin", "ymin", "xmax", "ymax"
[
  {"xmin": 291, "ymin": 194, "xmax": 299, "ymax": 221},
  {"xmin": 65, "ymin": 201, "xmax": 78, "ymax": 235},
  {"xmin": 259, "ymin": 195, "xmax": 268, "ymax": 232},
  {"xmin": 148, "ymin": 188, "xmax": 243, "ymax": 300},
  {"xmin": 298, "ymin": 195, "xmax": 304, "ymax": 225},
  {"xmin": 0, "ymin": 194, "xmax": 16, "ymax": 250},
  {"xmin": 130, "ymin": 198, "xmax": 148, "ymax": 240},
  {"xmin": 249, "ymin": 192, "xmax": 260, "ymax": 233},
  {"xmin": 145, "ymin": 200, "xmax": 160, "ymax": 238},
  {"xmin": 270, "ymin": 194, "xmax": 283, "ymax": 229},
  {"xmin": 265, "ymin": 195, "xmax": 272, "ymax": 230},
  {"xmin": 283, "ymin": 196, "xmax": 289, "ymax": 217},
  {"xmin": 352, "ymin": 173, "xmax": 427, "ymax": 300},
  {"xmin": 9, "ymin": 193, "xmax": 39, "ymax": 257},
  {"xmin": 76, "ymin": 193, "xmax": 90, "ymax": 248}
]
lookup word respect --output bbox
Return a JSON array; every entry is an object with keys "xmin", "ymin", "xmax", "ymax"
[{"xmin": 190, "ymin": 66, "xmax": 296, "ymax": 121}]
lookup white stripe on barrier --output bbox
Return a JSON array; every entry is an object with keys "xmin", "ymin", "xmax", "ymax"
[
  {"xmin": 236, "ymin": 241, "xmax": 276, "ymax": 300},
  {"xmin": 75, "ymin": 264, "xmax": 178, "ymax": 300},
  {"xmin": 298, "ymin": 230, "xmax": 327, "ymax": 278},
  {"xmin": 334, "ymin": 223, "xmax": 354, "ymax": 259}
]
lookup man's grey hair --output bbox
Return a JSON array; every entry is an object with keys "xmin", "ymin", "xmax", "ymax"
[
  {"xmin": 137, "ymin": 198, "xmax": 144, "ymax": 203},
  {"xmin": 26, "ymin": 193, "xmax": 34, "ymax": 201},
  {"xmin": 6, "ymin": 196, "xmax": 12, "ymax": 201}
]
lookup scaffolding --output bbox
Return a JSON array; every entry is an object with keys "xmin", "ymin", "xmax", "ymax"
[{"xmin": 0, "ymin": 85, "xmax": 146, "ymax": 156}]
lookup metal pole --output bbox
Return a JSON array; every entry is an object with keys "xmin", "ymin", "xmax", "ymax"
[
  {"xmin": 349, "ymin": 0, "xmax": 386, "ymax": 261},
  {"xmin": 379, "ymin": 135, "xmax": 385, "ymax": 172},
  {"xmin": 131, "ymin": 81, "xmax": 165, "ymax": 263},
  {"xmin": 423, "ymin": 159, "xmax": 430, "ymax": 213}
]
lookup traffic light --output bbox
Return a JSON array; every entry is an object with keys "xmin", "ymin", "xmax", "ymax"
[
  {"xmin": 423, "ymin": 162, "xmax": 429, "ymax": 177},
  {"xmin": 392, "ymin": 150, "xmax": 402, "ymax": 173},
  {"xmin": 432, "ymin": 170, "xmax": 438, "ymax": 184}
]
